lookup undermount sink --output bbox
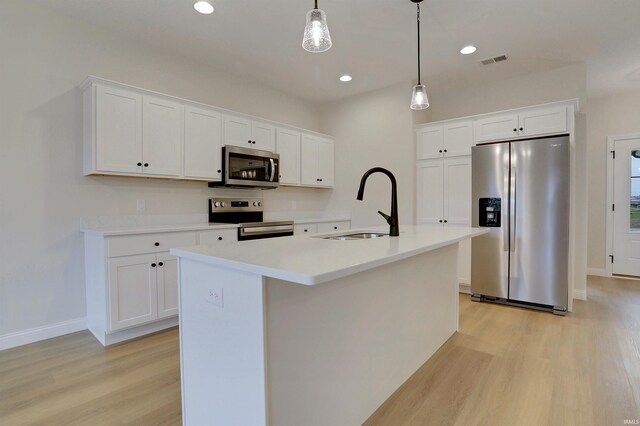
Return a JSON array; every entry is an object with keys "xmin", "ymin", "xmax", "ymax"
[{"xmin": 320, "ymin": 232, "xmax": 389, "ymax": 241}]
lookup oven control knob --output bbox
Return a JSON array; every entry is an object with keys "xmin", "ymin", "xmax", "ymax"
[
  {"xmin": 253, "ymin": 201, "xmax": 259, "ymax": 207},
  {"xmin": 214, "ymin": 202, "xmax": 220, "ymax": 208},
  {"xmin": 220, "ymin": 202, "xmax": 226, "ymax": 207},
  {"xmin": 258, "ymin": 202, "xmax": 262, "ymax": 207}
]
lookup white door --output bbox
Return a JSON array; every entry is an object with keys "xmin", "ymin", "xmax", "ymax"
[
  {"xmin": 443, "ymin": 157, "xmax": 472, "ymax": 226},
  {"xmin": 224, "ymin": 115, "xmax": 253, "ymax": 148},
  {"xmin": 184, "ymin": 106, "xmax": 223, "ymax": 180},
  {"xmin": 96, "ymin": 85, "xmax": 143, "ymax": 174},
  {"xmin": 417, "ymin": 125, "xmax": 444, "ymax": 159},
  {"xmin": 613, "ymin": 138, "xmax": 640, "ymax": 276},
  {"xmin": 518, "ymin": 106, "xmax": 567, "ymax": 138},
  {"xmin": 474, "ymin": 113, "xmax": 519, "ymax": 143},
  {"xmin": 416, "ymin": 160, "xmax": 444, "ymax": 224},
  {"xmin": 276, "ymin": 128, "xmax": 301, "ymax": 185},
  {"xmin": 142, "ymin": 96, "xmax": 183, "ymax": 177},
  {"xmin": 300, "ymin": 135, "xmax": 319, "ymax": 186},
  {"xmin": 317, "ymin": 139, "xmax": 334, "ymax": 187},
  {"xmin": 443, "ymin": 121, "xmax": 473, "ymax": 157},
  {"xmin": 108, "ymin": 255, "xmax": 157, "ymax": 331},
  {"xmin": 251, "ymin": 122, "xmax": 276, "ymax": 152},
  {"xmin": 156, "ymin": 254, "xmax": 179, "ymax": 318}
]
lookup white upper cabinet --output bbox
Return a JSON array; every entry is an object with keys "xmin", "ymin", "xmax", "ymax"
[
  {"xmin": 142, "ymin": 96, "xmax": 184, "ymax": 177},
  {"xmin": 224, "ymin": 115, "xmax": 276, "ymax": 152},
  {"xmin": 276, "ymin": 128, "xmax": 301, "ymax": 185},
  {"xmin": 417, "ymin": 120, "xmax": 472, "ymax": 159},
  {"xmin": 82, "ymin": 77, "xmax": 333, "ymax": 186},
  {"xmin": 184, "ymin": 105, "xmax": 223, "ymax": 181},
  {"xmin": 95, "ymin": 85, "xmax": 142, "ymax": 174},
  {"xmin": 417, "ymin": 125, "xmax": 444, "ymax": 159},
  {"xmin": 474, "ymin": 105, "xmax": 568, "ymax": 143},
  {"xmin": 301, "ymin": 134, "xmax": 334, "ymax": 187},
  {"xmin": 474, "ymin": 113, "xmax": 519, "ymax": 143}
]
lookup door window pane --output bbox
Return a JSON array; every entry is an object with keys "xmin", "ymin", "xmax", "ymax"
[{"xmin": 631, "ymin": 150, "xmax": 640, "ymax": 229}]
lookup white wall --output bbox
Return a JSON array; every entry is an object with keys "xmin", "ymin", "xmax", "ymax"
[
  {"xmin": 0, "ymin": 0, "xmax": 327, "ymax": 337},
  {"xmin": 422, "ymin": 64, "xmax": 589, "ymax": 299},
  {"xmin": 585, "ymin": 90, "xmax": 640, "ymax": 271},
  {"xmin": 319, "ymin": 83, "xmax": 430, "ymax": 229}
]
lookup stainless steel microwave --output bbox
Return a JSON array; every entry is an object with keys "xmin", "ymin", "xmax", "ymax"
[{"xmin": 208, "ymin": 146, "xmax": 280, "ymax": 189}]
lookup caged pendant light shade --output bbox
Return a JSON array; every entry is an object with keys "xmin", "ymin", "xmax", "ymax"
[
  {"xmin": 410, "ymin": 0, "xmax": 430, "ymax": 110},
  {"xmin": 302, "ymin": 0, "xmax": 332, "ymax": 53}
]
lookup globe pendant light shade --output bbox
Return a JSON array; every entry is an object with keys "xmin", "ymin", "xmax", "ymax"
[
  {"xmin": 302, "ymin": 6, "xmax": 332, "ymax": 53},
  {"xmin": 410, "ymin": 84, "xmax": 429, "ymax": 110}
]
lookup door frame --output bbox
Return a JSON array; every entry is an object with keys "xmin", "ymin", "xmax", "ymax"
[{"xmin": 605, "ymin": 133, "xmax": 640, "ymax": 277}]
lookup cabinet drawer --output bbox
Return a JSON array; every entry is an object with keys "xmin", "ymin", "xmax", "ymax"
[
  {"xmin": 198, "ymin": 228, "xmax": 238, "ymax": 245},
  {"xmin": 317, "ymin": 221, "xmax": 350, "ymax": 233},
  {"xmin": 294, "ymin": 223, "xmax": 318, "ymax": 235},
  {"xmin": 108, "ymin": 231, "xmax": 196, "ymax": 257}
]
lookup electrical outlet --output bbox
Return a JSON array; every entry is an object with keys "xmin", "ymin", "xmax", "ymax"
[
  {"xmin": 206, "ymin": 287, "xmax": 224, "ymax": 308},
  {"xmin": 136, "ymin": 199, "xmax": 145, "ymax": 213}
]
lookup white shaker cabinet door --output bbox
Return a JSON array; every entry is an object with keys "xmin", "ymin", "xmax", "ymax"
[
  {"xmin": 518, "ymin": 105, "xmax": 567, "ymax": 138},
  {"xmin": 224, "ymin": 115, "xmax": 253, "ymax": 148},
  {"xmin": 301, "ymin": 134, "xmax": 319, "ymax": 186},
  {"xmin": 142, "ymin": 96, "xmax": 184, "ymax": 177},
  {"xmin": 108, "ymin": 254, "xmax": 158, "ymax": 332},
  {"xmin": 96, "ymin": 85, "xmax": 143, "ymax": 174},
  {"xmin": 474, "ymin": 113, "xmax": 519, "ymax": 143},
  {"xmin": 156, "ymin": 254, "xmax": 179, "ymax": 319},
  {"xmin": 417, "ymin": 125, "xmax": 444, "ymax": 160},
  {"xmin": 443, "ymin": 157, "xmax": 472, "ymax": 226},
  {"xmin": 184, "ymin": 105, "xmax": 223, "ymax": 181},
  {"xmin": 443, "ymin": 120, "xmax": 473, "ymax": 157},
  {"xmin": 416, "ymin": 160, "xmax": 444, "ymax": 224},
  {"xmin": 252, "ymin": 122, "xmax": 276, "ymax": 152},
  {"xmin": 276, "ymin": 128, "xmax": 301, "ymax": 185},
  {"xmin": 317, "ymin": 138, "xmax": 335, "ymax": 187}
]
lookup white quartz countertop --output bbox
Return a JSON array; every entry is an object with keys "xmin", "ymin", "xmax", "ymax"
[{"xmin": 170, "ymin": 225, "xmax": 489, "ymax": 285}]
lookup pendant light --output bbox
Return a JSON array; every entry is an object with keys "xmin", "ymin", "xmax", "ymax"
[
  {"xmin": 302, "ymin": 0, "xmax": 332, "ymax": 53},
  {"xmin": 410, "ymin": 0, "xmax": 430, "ymax": 110}
]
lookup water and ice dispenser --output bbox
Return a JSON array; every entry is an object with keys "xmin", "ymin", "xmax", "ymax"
[{"xmin": 478, "ymin": 198, "xmax": 501, "ymax": 227}]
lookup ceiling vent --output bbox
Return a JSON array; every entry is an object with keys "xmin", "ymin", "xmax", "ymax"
[{"xmin": 481, "ymin": 54, "xmax": 508, "ymax": 65}]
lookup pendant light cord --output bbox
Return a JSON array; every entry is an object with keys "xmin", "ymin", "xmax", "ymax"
[
  {"xmin": 416, "ymin": 3, "xmax": 421, "ymax": 85},
  {"xmin": 314, "ymin": 0, "xmax": 318, "ymax": 10}
]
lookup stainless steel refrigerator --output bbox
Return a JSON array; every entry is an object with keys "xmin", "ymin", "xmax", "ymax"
[{"xmin": 471, "ymin": 135, "xmax": 570, "ymax": 315}]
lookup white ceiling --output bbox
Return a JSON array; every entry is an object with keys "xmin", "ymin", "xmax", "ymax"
[{"xmin": 31, "ymin": 0, "xmax": 640, "ymax": 104}]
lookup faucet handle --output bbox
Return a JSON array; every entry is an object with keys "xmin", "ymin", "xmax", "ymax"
[{"xmin": 378, "ymin": 210, "xmax": 392, "ymax": 224}]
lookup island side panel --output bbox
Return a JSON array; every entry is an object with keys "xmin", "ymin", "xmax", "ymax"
[
  {"xmin": 178, "ymin": 258, "xmax": 267, "ymax": 426},
  {"xmin": 265, "ymin": 243, "xmax": 459, "ymax": 426}
]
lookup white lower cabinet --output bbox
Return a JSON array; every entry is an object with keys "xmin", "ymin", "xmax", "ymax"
[
  {"xmin": 294, "ymin": 220, "xmax": 350, "ymax": 235},
  {"xmin": 84, "ymin": 230, "xmax": 199, "ymax": 345},
  {"xmin": 198, "ymin": 228, "xmax": 238, "ymax": 245}
]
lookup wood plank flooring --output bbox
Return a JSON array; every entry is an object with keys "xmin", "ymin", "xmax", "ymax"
[{"xmin": 1, "ymin": 275, "xmax": 639, "ymax": 425}]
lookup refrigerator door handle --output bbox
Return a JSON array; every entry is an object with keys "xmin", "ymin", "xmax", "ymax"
[
  {"xmin": 510, "ymin": 166, "xmax": 516, "ymax": 252},
  {"xmin": 503, "ymin": 167, "xmax": 509, "ymax": 252}
]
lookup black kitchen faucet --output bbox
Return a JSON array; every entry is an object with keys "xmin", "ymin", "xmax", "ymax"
[{"xmin": 356, "ymin": 167, "xmax": 399, "ymax": 237}]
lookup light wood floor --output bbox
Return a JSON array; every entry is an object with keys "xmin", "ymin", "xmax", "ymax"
[{"xmin": 1, "ymin": 276, "xmax": 639, "ymax": 425}]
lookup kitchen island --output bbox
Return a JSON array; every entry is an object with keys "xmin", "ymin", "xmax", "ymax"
[{"xmin": 170, "ymin": 225, "xmax": 488, "ymax": 426}]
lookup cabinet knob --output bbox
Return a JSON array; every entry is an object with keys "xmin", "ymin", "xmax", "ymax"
[
  {"xmin": 319, "ymin": 178, "xmax": 323, "ymax": 182},
  {"xmin": 144, "ymin": 163, "xmax": 149, "ymax": 167},
  {"xmin": 248, "ymin": 140, "xmax": 252, "ymax": 144},
  {"xmin": 513, "ymin": 128, "xmax": 517, "ymax": 132},
  {"xmin": 253, "ymin": 141, "xmax": 256, "ymax": 144},
  {"xmin": 151, "ymin": 263, "xmax": 156, "ymax": 267},
  {"xmin": 439, "ymin": 220, "xmax": 443, "ymax": 223},
  {"xmin": 444, "ymin": 220, "xmax": 448, "ymax": 223},
  {"xmin": 137, "ymin": 162, "xmax": 142, "ymax": 166},
  {"xmin": 334, "ymin": 226, "xmax": 338, "ymax": 230},
  {"xmin": 444, "ymin": 149, "xmax": 448, "ymax": 153},
  {"xmin": 158, "ymin": 262, "xmax": 164, "ymax": 266},
  {"xmin": 217, "ymin": 169, "xmax": 221, "ymax": 173},
  {"xmin": 304, "ymin": 229, "xmax": 308, "ymax": 232},
  {"xmin": 519, "ymin": 127, "xmax": 524, "ymax": 132},
  {"xmin": 154, "ymin": 242, "xmax": 160, "ymax": 247},
  {"xmin": 218, "ymin": 236, "xmax": 223, "ymax": 241},
  {"xmin": 439, "ymin": 150, "xmax": 442, "ymax": 153}
]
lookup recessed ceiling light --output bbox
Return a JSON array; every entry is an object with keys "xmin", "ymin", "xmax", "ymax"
[
  {"xmin": 194, "ymin": 1, "xmax": 214, "ymax": 15},
  {"xmin": 339, "ymin": 75, "xmax": 352, "ymax": 82},
  {"xmin": 460, "ymin": 45, "xmax": 477, "ymax": 55}
]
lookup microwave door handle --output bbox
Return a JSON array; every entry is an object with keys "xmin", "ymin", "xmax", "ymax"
[{"xmin": 269, "ymin": 158, "xmax": 276, "ymax": 182}]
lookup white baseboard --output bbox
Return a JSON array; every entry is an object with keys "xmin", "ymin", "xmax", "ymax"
[
  {"xmin": 587, "ymin": 268, "xmax": 609, "ymax": 277},
  {"xmin": 458, "ymin": 283, "xmax": 471, "ymax": 294},
  {"xmin": 0, "ymin": 318, "xmax": 87, "ymax": 351},
  {"xmin": 573, "ymin": 289, "xmax": 587, "ymax": 301}
]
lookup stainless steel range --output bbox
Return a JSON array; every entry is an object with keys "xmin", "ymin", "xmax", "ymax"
[{"xmin": 208, "ymin": 197, "xmax": 294, "ymax": 241}]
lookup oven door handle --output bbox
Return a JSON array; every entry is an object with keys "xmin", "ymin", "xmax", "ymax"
[
  {"xmin": 269, "ymin": 158, "xmax": 276, "ymax": 182},
  {"xmin": 240, "ymin": 225, "xmax": 293, "ymax": 237}
]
